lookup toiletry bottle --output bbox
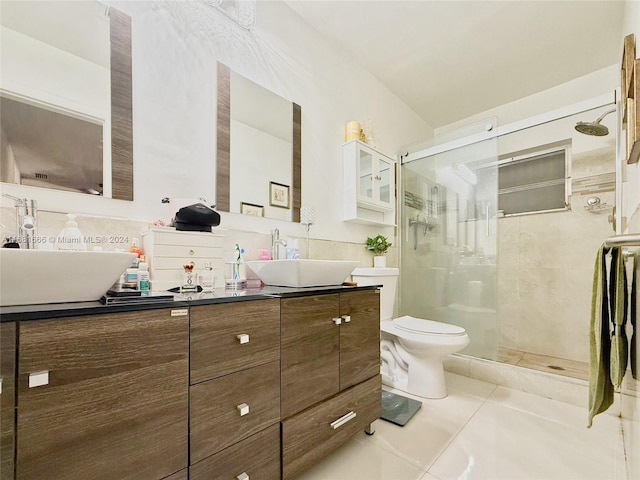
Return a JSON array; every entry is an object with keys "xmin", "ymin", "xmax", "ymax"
[
  {"xmin": 124, "ymin": 265, "xmax": 139, "ymax": 288},
  {"xmin": 260, "ymin": 249, "xmax": 271, "ymax": 260},
  {"xmin": 130, "ymin": 238, "xmax": 142, "ymax": 258},
  {"xmin": 137, "ymin": 262, "xmax": 151, "ymax": 295},
  {"xmin": 286, "ymin": 239, "xmax": 299, "ymax": 259},
  {"xmin": 55, "ymin": 214, "xmax": 87, "ymax": 251}
]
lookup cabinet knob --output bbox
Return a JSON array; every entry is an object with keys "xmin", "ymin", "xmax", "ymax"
[
  {"xmin": 236, "ymin": 473, "xmax": 249, "ymax": 480},
  {"xmin": 332, "ymin": 317, "xmax": 342, "ymax": 325},
  {"xmin": 375, "ymin": 175, "xmax": 382, "ymax": 180},
  {"xmin": 189, "ymin": 249, "xmax": 195, "ymax": 256},
  {"xmin": 330, "ymin": 411, "xmax": 357, "ymax": 429},
  {"xmin": 236, "ymin": 333, "xmax": 250, "ymax": 344},
  {"xmin": 341, "ymin": 315, "xmax": 351, "ymax": 323},
  {"xmin": 28, "ymin": 370, "xmax": 49, "ymax": 388},
  {"xmin": 237, "ymin": 403, "xmax": 250, "ymax": 416}
]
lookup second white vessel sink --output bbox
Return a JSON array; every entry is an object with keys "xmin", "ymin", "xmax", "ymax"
[{"xmin": 246, "ymin": 259, "xmax": 359, "ymax": 287}]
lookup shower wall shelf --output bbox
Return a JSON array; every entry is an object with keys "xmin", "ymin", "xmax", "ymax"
[
  {"xmin": 343, "ymin": 140, "xmax": 396, "ymax": 226},
  {"xmin": 621, "ymin": 33, "xmax": 639, "ymax": 164}
]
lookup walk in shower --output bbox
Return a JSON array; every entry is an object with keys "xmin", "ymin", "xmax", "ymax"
[{"xmin": 399, "ymin": 100, "xmax": 618, "ymax": 380}]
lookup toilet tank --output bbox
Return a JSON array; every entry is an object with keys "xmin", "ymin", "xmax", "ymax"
[{"xmin": 351, "ymin": 267, "xmax": 398, "ymax": 321}]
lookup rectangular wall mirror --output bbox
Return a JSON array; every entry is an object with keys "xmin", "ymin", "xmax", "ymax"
[
  {"xmin": 0, "ymin": 1, "xmax": 133, "ymax": 200},
  {"xmin": 217, "ymin": 63, "xmax": 301, "ymax": 222}
]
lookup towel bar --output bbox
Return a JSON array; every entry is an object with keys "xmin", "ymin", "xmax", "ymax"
[{"xmin": 604, "ymin": 234, "xmax": 640, "ymax": 247}]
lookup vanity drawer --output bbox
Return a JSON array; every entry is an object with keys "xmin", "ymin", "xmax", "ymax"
[
  {"xmin": 189, "ymin": 424, "xmax": 280, "ymax": 480},
  {"xmin": 148, "ymin": 230, "xmax": 224, "ymax": 248},
  {"xmin": 190, "ymin": 299, "xmax": 280, "ymax": 383},
  {"xmin": 282, "ymin": 375, "xmax": 381, "ymax": 479},
  {"xmin": 151, "ymin": 244, "xmax": 222, "ymax": 259},
  {"xmin": 190, "ymin": 360, "xmax": 281, "ymax": 464}
]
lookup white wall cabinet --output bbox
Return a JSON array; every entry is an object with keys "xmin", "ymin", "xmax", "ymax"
[{"xmin": 343, "ymin": 140, "xmax": 396, "ymax": 226}]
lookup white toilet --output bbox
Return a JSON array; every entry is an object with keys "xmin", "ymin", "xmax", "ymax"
[{"xmin": 351, "ymin": 267, "xmax": 470, "ymax": 399}]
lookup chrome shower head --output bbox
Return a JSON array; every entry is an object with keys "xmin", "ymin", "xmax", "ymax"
[{"xmin": 575, "ymin": 108, "xmax": 615, "ymax": 136}]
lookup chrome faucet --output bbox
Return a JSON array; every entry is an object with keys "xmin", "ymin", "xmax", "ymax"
[
  {"xmin": 271, "ymin": 228, "xmax": 287, "ymax": 260},
  {"xmin": 3, "ymin": 194, "xmax": 37, "ymax": 249}
]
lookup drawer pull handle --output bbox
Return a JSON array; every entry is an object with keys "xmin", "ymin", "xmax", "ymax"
[
  {"xmin": 332, "ymin": 317, "xmax": 342, "ymax": 325},
  {"xmin": 236, "ymin": 334, "xmax": 250, "ymax": 344},
  {"xmin": 29, "ymin": 371, "xmax": 49, "ymax": 388},
  {"xmin": 331, "ymin": 411, "xmax": 357, "ymax": 429},
  {"xmin": 237, "ymin": 403, "xmax": 250, "ymax": 416},
  {"xmin": 236, "ymin": 473, "xmax": 249, "ymax": 480},
  {"xmin": 342, "ymin": 315, "xmax": 351, "ymax": 323},
  {"xmin": 0, "ymin": 377, "xmax": 3, "ymax": 395}
]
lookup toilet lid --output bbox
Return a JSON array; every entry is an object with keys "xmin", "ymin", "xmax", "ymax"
[{"xmin": 393, "ymin": 315, "xmax": 466, "ymax": 336}]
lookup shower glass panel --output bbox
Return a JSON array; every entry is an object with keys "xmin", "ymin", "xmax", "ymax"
[{"xmin": 400, "ymin": 121, "xmax": 499, "ymax": 360}]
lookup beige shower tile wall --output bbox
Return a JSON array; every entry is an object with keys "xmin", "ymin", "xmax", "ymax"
[{"xmin": 498, "ymin": 190, "xmax": 615, "ymax": 363}]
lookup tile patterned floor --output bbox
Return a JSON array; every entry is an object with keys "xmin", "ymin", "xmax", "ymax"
[{"xmin": 294, "ymin": 373, "xmax": 626, "ymax": 480}]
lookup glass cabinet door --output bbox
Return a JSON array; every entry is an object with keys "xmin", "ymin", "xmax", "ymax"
[
  {"xmin": 357, "ymin": 147, "xmax": 374, "ymax": 203},
  {"xmin": 377, "ymin": 156, "xmax": 392, "ymax": 206}
]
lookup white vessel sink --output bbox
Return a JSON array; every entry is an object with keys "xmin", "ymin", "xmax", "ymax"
[
  {"xmin": 0, "ymin": 249, "xmax": 136, "ymax": 306},
  {"xmin": 246, "ymin": 259, "xmax": 360, "ymax": 287}
]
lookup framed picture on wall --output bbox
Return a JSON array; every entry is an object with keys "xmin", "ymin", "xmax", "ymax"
[
  {"xmin": 269, "ymin": 181, "xmax": 290, "ymax": 209},
  {"xmin": 240, "ymin": 202, "xmax": 264, "ymax": 217}
]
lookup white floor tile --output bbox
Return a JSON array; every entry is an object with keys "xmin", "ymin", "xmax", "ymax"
[
  {"xmin": 292, "ymin": 374, "xmax": 627, "ymax": 480},
  {"xmin": 361, "ymin": 376, "xmax": 494, "ymax": 469},
  {"xmin": 428, "ymin": 398, "xmax": 625, "ymax": 480},
  {"xmin": 418, "ymin": 473, "xmax": 441, "ymax": 480},
  {"xmin": 293, "ymin": 432, "xmax": 425, "ymax": 480}
]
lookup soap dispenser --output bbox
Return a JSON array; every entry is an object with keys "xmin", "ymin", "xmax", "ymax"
[{"xmin": 55, "ymin": 214, "xmax": 87, "ymax": 251}]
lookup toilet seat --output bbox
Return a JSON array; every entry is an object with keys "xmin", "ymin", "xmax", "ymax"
[{"xmin": 392, "ymin": 315, "xmax": 466, "ymax": 336}]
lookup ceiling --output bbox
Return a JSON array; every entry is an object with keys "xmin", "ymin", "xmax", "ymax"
[{"xmin": 284, "ymin": 0, "xmax": 626, "ymax": 128}]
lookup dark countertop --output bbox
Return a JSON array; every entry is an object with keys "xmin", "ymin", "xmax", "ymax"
[{"xmin": 0, "ymin": 284, "xmax": 380, "ymax": 322}]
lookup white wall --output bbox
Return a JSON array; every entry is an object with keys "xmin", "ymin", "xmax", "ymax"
[
  {"xmin": 435, "ymin": 65, "xmax": 619, "ymax": 137},
  {"xmin": 0, "ymin": 26, "xmax": 109, "ymax": 120},
  {"xmin": 1, "ymin": 0, "xmax": 432, "ymax": 249}
]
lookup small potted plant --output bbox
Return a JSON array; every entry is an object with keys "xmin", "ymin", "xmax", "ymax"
[{"xmin": 366, "ymin": 235, "xmax": 392, "ymax": 268}]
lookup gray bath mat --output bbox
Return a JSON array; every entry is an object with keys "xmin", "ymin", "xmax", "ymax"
[{"xmin": 380, "ymin": 389, "xmax": 422, "ymax": 426}]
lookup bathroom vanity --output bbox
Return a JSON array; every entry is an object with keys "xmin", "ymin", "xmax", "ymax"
[{"xmin": 0, "ymin": 285, "xmax": 381, "ymax": 480}]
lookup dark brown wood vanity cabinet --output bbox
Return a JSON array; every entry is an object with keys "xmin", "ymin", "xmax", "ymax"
[
  {"xmin": 281, "ymin": 289, "xmax": 382, "ymax": 479},
  {"xmin": 1, "ymin": 322, "xmax": 16, "ymax": 480},
  {"xmin": 15, "ymin": 308, "xmax": 189, "ymax": 480},
  {"xmin": 188, "ymin": 298, "xmax": 282, "ymax": 479}
]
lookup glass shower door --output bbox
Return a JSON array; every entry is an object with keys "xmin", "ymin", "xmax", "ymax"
[{"xmin": 400, "ymin": 125, "xmax": 499, "ymax": 360}]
